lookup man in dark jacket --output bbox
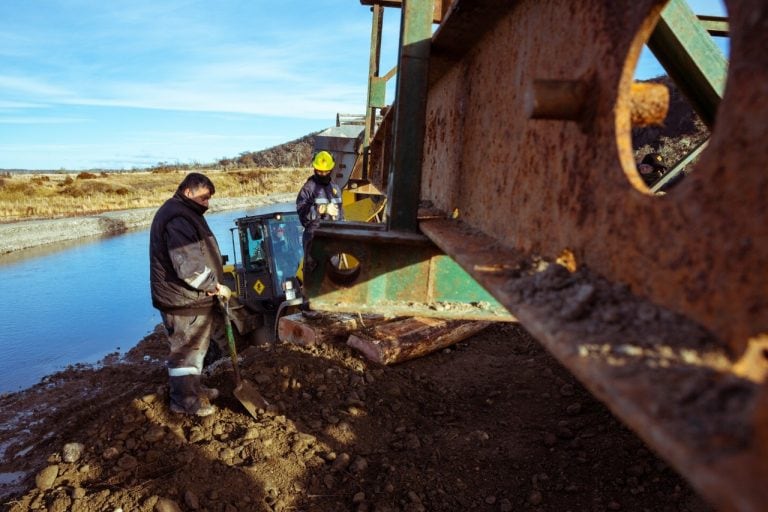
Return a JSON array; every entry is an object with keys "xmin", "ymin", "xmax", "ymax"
[
  {"xmin": 637, "ymin": 152, "xmax": 668, "ymax": 188},
  {"xmin": 296, "ymin": 150, "xmax": 344, "ymax": 272},
  {"xmin": 149, "ymin": 173, "xmax": 231, "ymax": 416}
]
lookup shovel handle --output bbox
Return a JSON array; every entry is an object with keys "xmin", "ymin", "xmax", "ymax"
[{"xmin": 220, "ymin": 299, "xmax": 243, "ymax": 386}]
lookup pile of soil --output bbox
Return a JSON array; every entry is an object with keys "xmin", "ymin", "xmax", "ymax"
[{"xmin": 0, "ymin": 323, "xmax": 711, "ymax": 512}]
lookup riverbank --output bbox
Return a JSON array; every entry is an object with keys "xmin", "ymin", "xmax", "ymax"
[
  {"xmin": 0, "ymin": 193, "xmax": 294, "ymax": 255},
  {"xmin": 0, "ymin": 323, "xmax": 711, "ymax": 511}
]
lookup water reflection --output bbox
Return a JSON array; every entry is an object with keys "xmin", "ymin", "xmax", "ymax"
[{"xmin": 0, "ymin": 203, "xmax": 292, "ymax": 393}]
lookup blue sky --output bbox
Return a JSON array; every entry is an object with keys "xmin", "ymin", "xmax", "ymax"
[{"xmin": 0, "ymin": 0, "xmax": 726, "ymax": 171}]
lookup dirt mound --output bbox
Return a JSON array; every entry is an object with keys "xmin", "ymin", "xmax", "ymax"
[{"xmin": 0, "ymin": 323, "xmax": 710, "ymax": 511}]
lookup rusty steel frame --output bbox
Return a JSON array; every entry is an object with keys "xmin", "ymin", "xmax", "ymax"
[{"xmin": 306, "ymin": 1, "xmax": 768, "ymax": 510}]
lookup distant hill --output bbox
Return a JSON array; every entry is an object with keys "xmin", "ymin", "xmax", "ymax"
[{"xmin": 217, "ymin": 133, "xmax": 318, "ymax": 170}]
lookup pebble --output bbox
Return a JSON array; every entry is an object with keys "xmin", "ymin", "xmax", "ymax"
[
  {"xmin": 117, "ymin": 454, "xmax": 138, "ymax": 470},
  {"xmin": 144, "ymin": 426, "xmax": 166, "ymax": 443},
  {"xmin": 331, "ymin": 452, "xmax": 351, "ymax": 472},
  {"xmin": 350, "ymin": 456, "xmax": 369, "ymax": 473},
  {"xmin": 499, "ymin": 498, "xmax": 513, "ymax": 511},
  {"xmin": 244, "ymin": 427, "xmax": 261, "ymax": 440},
  {"xmin": 35, "ymin": 465, "xmax": 58, "ymax": 490},
  {"xmin": 141, "ymin": 393, "xmax": 158, "ymax": 403},
  {"xmin": 72, "ymin": 486, "xmax": 86, "ymax": 499},
  {"xmin": 353, "ymin": 491, "xmax": 366, "ymax": 504},
  {"xmin": 528, "ymin": 490, "xmax": 543, "ymax": 505},
  {"xmin": 102, "ymin": 446, "xmax": 121, "ymax": 460},
  {"xmin": 184, "ymin": 489, "xmax": 200, "ymax": 509},
  {"xmin": 405, "ymin": 433, "xmax": 421, "ymax": 449},
  {"xmin": 188, "ymin": 429, "xmax": 206, "ymax": 444},
  {"xmin": 608, "ymin": 501, "xmax": 622, "ymax": 510},
  {"xmin": 154, "ymin": 497, "xmax": 183, "ymax": 512},
  {"xmin": 219, "ymin": 447, "xmax": 235, "ymax": 462},
  {"xmin": 47, "ymin": 492, "xmax": 71, "ymax": 512},
  {"xmin": 566, "ymin": 402, "xmax": 582, "ymax": 415},
  {"xmin": 559, "ymin": 384, "xmax": 575, "ymax": 397},
  {"xmin": 468, "ymin": 430, "xmax": 490, "ymax": 442},
  {"xmin": 62, "ymin": 442, "xmax": 85, "ymax": 463}
]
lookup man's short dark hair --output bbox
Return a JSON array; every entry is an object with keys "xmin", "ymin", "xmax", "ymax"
[{"xmin": 177, "ymin": 173, "xmax": 215, "ymax": 195}]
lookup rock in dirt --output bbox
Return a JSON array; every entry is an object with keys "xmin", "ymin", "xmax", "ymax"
[
  {"xmin": 61, "ymin": 442, "xmax": 84, "ymax": 463},
  {"xmin": 34, "ymin": 465, "xmax": 58, "ymax": 491},
  {"xmin": 154, "ymin": 497, "xmax": 182, "ymax": 512}
]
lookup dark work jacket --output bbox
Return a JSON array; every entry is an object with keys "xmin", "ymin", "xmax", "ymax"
[
  {"xmin": 296, "ymin": 175, "xmax": 344, "ymax": 238},
  {"xmin": 149, "ymin": 192, "xmax": 224, "ymax": 314}
]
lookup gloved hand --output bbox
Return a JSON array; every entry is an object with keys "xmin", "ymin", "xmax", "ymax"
[
  {"xmin": 317, "ymin": 204, "xmax": 327, "ymax": 215},
  {"xmin": 326, "ymin": 202, "xmax": 339, "ymax": 218},
  {"xmin": 216, "ymin": 283, "xmax": 232, "ymax": 301}
]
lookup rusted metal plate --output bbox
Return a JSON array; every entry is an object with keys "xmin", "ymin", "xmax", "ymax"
[
  {"xmin": 415, "ymin": 1, "xmax": 768, "ymax": 510},
  {"xmin": 422, "ymin": 0, "xmax": 766, "ymax": 359}
]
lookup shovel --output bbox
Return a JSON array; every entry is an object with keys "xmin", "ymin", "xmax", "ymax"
[{"xmin": 219, "ymin": 298, "xmax": 269, "ymax": 419}]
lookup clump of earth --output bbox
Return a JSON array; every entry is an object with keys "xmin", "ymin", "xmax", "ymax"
[{"xmin": 0, "ymin": 323, "xmax": 711, "ymax": 511}]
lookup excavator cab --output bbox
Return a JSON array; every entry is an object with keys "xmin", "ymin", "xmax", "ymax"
[{"xmin": 221, "ymin": 211, "xmax": 304, "ymax": 343}]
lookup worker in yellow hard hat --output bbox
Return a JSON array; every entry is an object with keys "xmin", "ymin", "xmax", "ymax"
[{"xmin": 296, "ymin": 150, "xmax": 344, "ymax": 273}]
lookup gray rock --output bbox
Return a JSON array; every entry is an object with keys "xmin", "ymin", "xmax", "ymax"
[{"xmin": 62, "ymin": 442, "xmax": 84, "ymax": 463}]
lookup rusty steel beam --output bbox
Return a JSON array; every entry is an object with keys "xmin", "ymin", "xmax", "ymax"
[
  {"xmin": 419, "ymin": 217, "xmax": 766, "ymax": 512},
  {"xmin": 415, "ymin": 0, "xmax": 767, "ymax": 510},
  {"xmin": 313, "ymin": 0, "xmax": 764, "ymax": 508}
]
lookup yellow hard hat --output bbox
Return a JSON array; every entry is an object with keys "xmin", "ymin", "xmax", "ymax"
[{"xmin": 312, "ymin": 150, "xmax": 335, "ymax": 172}]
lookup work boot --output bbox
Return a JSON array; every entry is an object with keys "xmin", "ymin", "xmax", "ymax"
[{"xmin": 169, "ymin": 375, "xmax": 216, "ymax": 417}]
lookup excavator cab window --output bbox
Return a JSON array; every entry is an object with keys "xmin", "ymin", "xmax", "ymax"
[{"xmin": 244, "ymin": 223, "xmax": 266, "ymax": 271}]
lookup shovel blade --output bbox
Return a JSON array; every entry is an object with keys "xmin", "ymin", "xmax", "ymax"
[{"xmin": 234, "ymin": 379, "xmax": 269, "ymax": 419}]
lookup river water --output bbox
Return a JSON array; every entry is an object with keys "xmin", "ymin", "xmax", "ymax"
[{"xmin": 0, "ymin": 203, "xmax": 291, "ymax": 393}]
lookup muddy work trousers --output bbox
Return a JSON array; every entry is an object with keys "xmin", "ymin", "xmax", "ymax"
[{"xmin": 161, "ymin": 309, "xmax": 223, "ymax": 377}]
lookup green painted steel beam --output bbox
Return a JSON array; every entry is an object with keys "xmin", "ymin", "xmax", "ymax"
[
  {"xmin": 697, "ymin": 15, "xmax": 728, "ymax": 37},
  {"xmin": 303, "ymin": 223, "xmax": 514, "ymax": 321},
  {"xmin": 385, "ymin": 0, "xmax": 433, "ymax": 232},
  {"xmin": 647, "ymin": 0, "xmax": 728, "ymax": 127},
  {"xmin": 362, "ymin": 4, "xmax": 384, "ymax": 181}
]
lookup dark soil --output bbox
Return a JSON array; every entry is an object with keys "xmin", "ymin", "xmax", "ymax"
[{"xmin": 0, "ymin": 322, "xmax": 712, "ymax": 512}]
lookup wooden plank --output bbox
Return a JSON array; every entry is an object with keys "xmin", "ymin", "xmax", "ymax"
[
  {"xmin": 277, "ymin": 312, "xmax": 392, "ymax": 346},
  {"xmin": 348, "ymin": 317, "xmax": 491, "ymax": 364}
]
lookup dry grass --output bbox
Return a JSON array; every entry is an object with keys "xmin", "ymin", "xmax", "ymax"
[{"xmin": 0, "ymin": 167, "xmax": 308, "ymax": 222}]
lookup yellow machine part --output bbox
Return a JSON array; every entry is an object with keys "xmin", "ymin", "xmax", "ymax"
[{"xmin": 342, "ymin": 192, "xmax": 386, "ymax": 222}]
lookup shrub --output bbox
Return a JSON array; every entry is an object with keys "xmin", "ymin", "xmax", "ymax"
[{"xmin": 76, "ymin": 172, "xmax": 98, "ymax": 180}]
